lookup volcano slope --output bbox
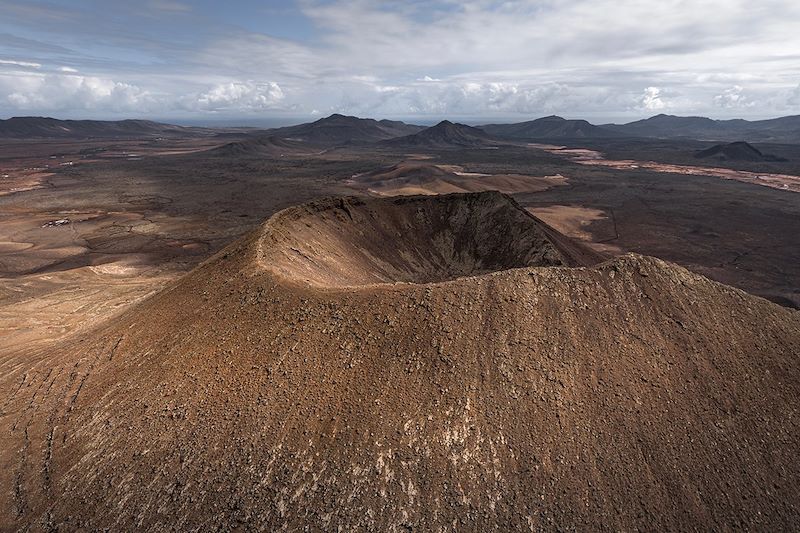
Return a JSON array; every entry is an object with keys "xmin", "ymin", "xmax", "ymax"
[{"xmin": 2, "ymin": 192, "xmax": 800, "ymax": 531}]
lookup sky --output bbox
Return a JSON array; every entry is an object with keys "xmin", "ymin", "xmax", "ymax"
[{"xmin": 1, "ymin": 0, "xmax": 799, "ymax": 125}]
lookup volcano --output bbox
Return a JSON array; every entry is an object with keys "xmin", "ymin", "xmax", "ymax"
[
  {"xmin": 265, "ymin": 114, "xmax": 423, "ymax": 144},
  {"xmin": 2, "ymin": 192, "xmax": 799, "ymax": 531},
  {"xmin": 383, "ymin": 120, "xmax": 497, "ymax": 148},
  {"xmin": 695, "ymin": 141, "xmax": 788, "ymax": 162},
  {"xmin": 261, "ymin": 193, "xmax": 600, "ymax": 287}
]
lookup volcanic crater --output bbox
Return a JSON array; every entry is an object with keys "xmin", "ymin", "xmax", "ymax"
[{"xmin": 259, "ymin": 192, "xmax": 598, "ymax": 288}]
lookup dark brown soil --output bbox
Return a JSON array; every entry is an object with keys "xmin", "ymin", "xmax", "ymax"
[{"xmin": 2, "ymin": 192, "xmax": 799, "ymax": 531}]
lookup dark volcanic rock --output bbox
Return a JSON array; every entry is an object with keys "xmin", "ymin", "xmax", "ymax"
[
  {"xmin": 605, "ymin": 114, "xmax": 800, "ymax": 143},
  {"xmin": 382, "ymin": 120, "xmax": 496, "ymax": 148},
  {"xmin": 481, "ymin": 115, "xmax": 621, "ymax": 139},
  {"xmin": 0, "ymin": 116, "xmax": 199, "ymax": 139},
  {"xmin": 695, "ymin": 141, "xmax": 788, "ymax": 162},
  {"xmin": 265, "ymin": 113, "xmax": 423, "ymax": 144}
]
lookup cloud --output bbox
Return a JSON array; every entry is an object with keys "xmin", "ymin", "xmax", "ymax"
[
  {"xmin": 0, "ymin": 72, "xmax": 155, "ymax": 113},
  {"xmin": 789, "ymin": 85, "xmax": 800, "ymax": 106},
  {"xmin": 0, "ymin": 59, "xmax": 41, "ymax": 69},
  {"xmin": 0, "ymin": 69, "xmax": 288, "ymax": 117},
  {"xmin": 2, "ymin": 0, "xmax": 800, "ymax": 119},
  {"xmin": 639, "ymin": 87, "xmax": 666, "ymax": 111},
  {"xmin": 0, "ymin": 33, "xmax": 74, "ymax": 54},
  {"xmin": 188, "ymin": 81, "xmax": 285, "ymax": 111},
  {"xmin": 436, "ymin": 82, "xmax": 571, "ymax": 115},
  {"xmin": 294, "ymin": 0, "xmax": 800, "ymax": 79},
  {"xmin": 713, "ymin": 86, "xmax": 755, "ymax": 109},
  {"xmin": 312, "ymin": 78, "xmax": 580, "ymax": 117}
]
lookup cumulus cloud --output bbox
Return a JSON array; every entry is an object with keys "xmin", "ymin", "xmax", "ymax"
[
  {"xmin": 312, "ymin": 78, "xmax": 583, "ymax": 118},
  {"xmin": 713, "ymin": 86, "xmax": 755, "ymax": 109},
  {"xmin": 0, "ymin": 72, "xmax": 290, "ymax": 117},
  {"xmin": 437, "ymin": 82, "xmax": 570, "ymax": 115},
  {"xmin": 189, "ymin": 81, "xmax": 285, "ymax": 111},
  {"xmin": 0, "ymin": 72, "xmax": 154, "ymax": 113},
  {"xmin": 638, "ymin": 87, "xmax": 666, "ymax": 111}
]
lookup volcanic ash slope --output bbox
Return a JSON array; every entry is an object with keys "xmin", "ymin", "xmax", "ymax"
[{"xmin": 3, "ymin": 192, "xmax": 799, "ymax": 531}]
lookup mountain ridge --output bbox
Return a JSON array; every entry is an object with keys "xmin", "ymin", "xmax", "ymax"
[
  {"xmin": 4, "ymin": 113, "xmax": 799, "ymax": 143},
  {"xmin": 0, "ymin": 116, "xmax": 208, "ymax": 139},
  {"xmin": 604, "ymin": 113, "xmax": 800, "ymax": 142},
  {"xmin": 480, "ymin": 115, "xmax": 622, "ymax": 139}
]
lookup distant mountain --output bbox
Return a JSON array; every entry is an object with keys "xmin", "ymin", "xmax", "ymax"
[
  {"xmin": 605, "ymin": 114, "xmax": 800, "ymax": 143},
  {"xmin": 694, "ymin": 142, "xmax": 788, "ymax": 162},
  {"xmin": 742, "ymin": 116, "xmax": 800, "ymax": 143},
  {"xmin": 481, "ymin": 115, "xmax": 620, "ymax": 139},
  {"xmin": 266, "ymin": 114, "xmax": 423, "ymax": 144},
  {"xmin": 605, "ymin": 114, "xmax": 721, "ymax": 139},
  {"xmin": 207, "ymin": 135, "xmax": 311, "ymax": 157},
  {"xmin": 382, "ymin": 120, "xmax": 496, "ymax": 148},
  {"xmin": 0, "ymin": 116, "xmax": 201, "ymax": 139},
  {"xmin": 9, "ymin": 113, "xmax": 798, "ymax": 144}
]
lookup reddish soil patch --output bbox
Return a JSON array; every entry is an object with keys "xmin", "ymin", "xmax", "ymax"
[{"xmin": 530, "ymin": 143, "xmax": 800, "ymax": 192}]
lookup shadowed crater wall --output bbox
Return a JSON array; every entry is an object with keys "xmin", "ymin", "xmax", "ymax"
[{"xmin": 259, "ymin": 191, "xmax": 594, "ymax": 288}]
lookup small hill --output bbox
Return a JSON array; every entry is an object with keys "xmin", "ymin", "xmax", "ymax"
[
  {"xmin": 695, "ymin": 141, "xmax": 788, "ymax": 162},
  {"xmin": 481, "ymin": 115, "xmax": 620, "ymax": 139},
  {"xmin": 265, "ymin": 114, "xmax": 423, "ymax": 144},
  {"xmin": 207, "ymin": 135, "xmax": 311, "ymax": 157},
  {"xmin": 0, "ymin": 116, "xmax": 201, "ymax": 139},
  {"xmin": 352, "ymin": 161, "xmax": 566, "ymax": 196},
  {"xmin": 382, "ymin": 120, "xmax": 496, "ymax": 148},
  {"xmin": 3, "ymin": 191, "xmax": 800, "ymax": 531}
]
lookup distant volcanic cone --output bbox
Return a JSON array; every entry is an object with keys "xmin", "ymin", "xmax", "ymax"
[
  {"xmin": 382, "ymin": 120, "xmax": 496, "ymax": 148},
  {"xmin": 3, "ymin": 192, "xmax": 799, "ymax": 531},
  {"xmin": 695, "ymin": 141, "xmax": 788, "ymax": 162}
]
